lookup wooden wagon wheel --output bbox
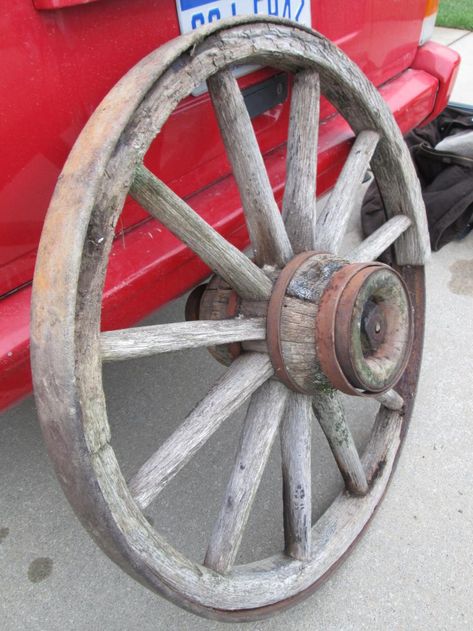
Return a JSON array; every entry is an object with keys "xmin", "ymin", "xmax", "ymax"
[{"xmin": 31, "ymin": 17, "xmax": 430, "ymax": 621}]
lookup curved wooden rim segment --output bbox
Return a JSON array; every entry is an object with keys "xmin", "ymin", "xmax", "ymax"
[{"xmin": 267, "ymin": 251, "xmax": 319, "ymax": 392}]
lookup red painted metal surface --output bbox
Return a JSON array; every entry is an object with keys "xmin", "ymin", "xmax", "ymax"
[
  {"xmin": 0, "ymin": 59, "xmax": 456, "ymax": 412},
  {"xmin": 0, "ymin": 0, "xmax": 460, "ymax": 411},
  {"xmin": 0, "ymin": 0, "xmax": 427, "ymax": 297},
  {"xmin": 412, "ymin": 40, "xmax": 461, "ymax": 124},
  {"xmin": 33, "ymin": 0, "xmax": 100, "ymax": 10}
]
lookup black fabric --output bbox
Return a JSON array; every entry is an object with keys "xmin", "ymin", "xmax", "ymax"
[{"xmin": 362, "ymin": 106, "xmax": 473, "ymax": 254}]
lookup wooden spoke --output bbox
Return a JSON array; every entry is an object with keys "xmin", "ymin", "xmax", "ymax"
[
  {"xmin": 282, "ymin": 70, "xmax": 320, "ymax": 253},
  {"xmin": 130, "ymin": 166, "xmax": 272, "ymax": 300},
  {"xmin": 129, "ymin": 353, "xmax": 273, "ymax": 509},
  {"xmin": 204, "ymin": 380, "xmax": 288, "ymax": 574},
  {"xmin": 100, "ymin": 318, "xmax": 266, "ymax": 362},
  {"xmin": 280, "ymin": 393, "xmax": 312, "ymax": 561},
  {"xmin": 348, "ymin": 215, "xmax": 412, "ymax": 262},
  {"xmin": 207, "ymin": 69, "xmax": 293, "ymax": 267},
  {"xmin": 312, "ymin": 392, "xmax": 368, "ymax": 496},
  {"xmin": 375, "ymin": 389, "xmax": 404, "ymax": 412},
  {"xmin": 315, "ymin": 130, "xmax": 380, "ymax": 253}
]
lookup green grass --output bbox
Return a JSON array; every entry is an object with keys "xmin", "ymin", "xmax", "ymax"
[{"xmin": 437, "ymin": 0, "xmax": 473, "ymax": 30}]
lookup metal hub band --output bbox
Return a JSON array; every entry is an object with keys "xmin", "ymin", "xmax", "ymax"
[
  {"xmin": 316, "ymin": 262, "xmax": 413, "ymax": 395},
  {"xmin": 266, "ymin": 251, "xmax": 320, "ymax": 393}
]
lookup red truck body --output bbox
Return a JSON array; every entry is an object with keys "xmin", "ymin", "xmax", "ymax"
[{"xmin": 0, "ymin": 0, "xmax": 459, "ymax": 411}]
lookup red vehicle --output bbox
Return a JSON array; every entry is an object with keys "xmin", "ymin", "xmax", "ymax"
[
  {"xmin": 0, "ymin": 0, "xmax": 459, "ymax": 413},
  {"xmin": 0, "ymin": 0, "xmax": 461, "ymax": 621}
]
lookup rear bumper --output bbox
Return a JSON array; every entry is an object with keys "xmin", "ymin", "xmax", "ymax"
[
  {"xmin": 0, "ymin": 41, "xmax": 460, "ymax": 413},
  {"xmin": 412, "ymin": 40, "xmax": 461, "ymax": 124}
]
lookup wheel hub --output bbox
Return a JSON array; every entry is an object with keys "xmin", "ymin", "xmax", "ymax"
[
  {"xmin": 317, "ymin": 259, "xmax": 414, "ymax": 395},
  {"xmin": 361, "ymin": 299, "xmax": 387, "ymax": 350},
  {"xmin": 189, "ymin": 252, "xmax": 413, "ymax": 396}
]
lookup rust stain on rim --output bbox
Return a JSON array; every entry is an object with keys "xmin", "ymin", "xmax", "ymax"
[
  {"xmin": 184, "ymin": 283, "xmax": 207, "ymax": 322},
  {"xmin": 335, "ymin": 265, "xmax": 413, "ymax": 393},
  {"xmin": 315, "ymin": 262, "xmax": 385, "ymax": 396}
]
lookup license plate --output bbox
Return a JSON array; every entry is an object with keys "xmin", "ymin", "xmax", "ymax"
[{"xmin": 176, "ymin": 0, "xmax": 312, "ymax": 35}]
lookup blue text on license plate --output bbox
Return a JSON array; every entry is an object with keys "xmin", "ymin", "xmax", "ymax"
[{"xmin": 176, "ymin": 0, "xmax": 312, "ymax": 34}]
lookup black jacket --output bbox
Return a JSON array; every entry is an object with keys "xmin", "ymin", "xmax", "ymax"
[{"xmin": 362, "ymin": 106, "xmax": 473, "ymax": 253}]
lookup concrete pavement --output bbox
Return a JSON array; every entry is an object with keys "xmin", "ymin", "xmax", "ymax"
[{"xmin": 1, "ymin": 26, "xmax": 472, "ymax": 631}]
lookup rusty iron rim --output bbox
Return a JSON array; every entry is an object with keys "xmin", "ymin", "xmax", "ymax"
[{"xmin": 184, "ymin": 284, "xmax": 207, "ymax": 321}]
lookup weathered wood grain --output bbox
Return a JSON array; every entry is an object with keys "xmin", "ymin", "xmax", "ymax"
[
  {"xmin": 275, "ymin": 252, "xmax": 344, "ymax": 394},
  {"xmin": 204, "ymin": 380, "xmax": 288, "ymax": 574},
  {"xmin": 129, "ymin": 353, "xmax": 273, "ymax": 508},
  {"xmin": 319, "ymin": 85, "xmax": 429, "ymax": 264},
  {"xmin": 282, "ymin": 69, "xmax": 319, "ymax": 253},
  {"xmin": 100, "ymin": 318, "xmax": 266, "ymax": 361},
  {"xmin": 375, "ymin": 388, "xmax": 404, "ymax": 411},
  {"xmin": 208, "ymin": 69, "xmax": 293, "ymax": 267},
  {"xmin": 198, "ymin": 275, "xmax": 247, "ymax": 366},
  {"xmin": 348, "ymin": 214, "xmax": 412, "ymax": 263},
  {"xmin": 31, "ymin": 17, "xmax": 426, "ymax": 617},
  {"xmin": 281, "ymin": 393, "xmax": 312, "ymax": 561},
  {"xmin": 312, "ymin": 392, "xmax": 368, "ymax": 495},
  {"xmin": 131, "ymin": 166, "xmax": 272, "ymax": 300},
  {"xmin": 315, "ymin": 130, "xmax": 379, "ymax": 254},
  {"xmin": 91, "ymin": 397, "xmax": 405, "ymax": 613}
]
